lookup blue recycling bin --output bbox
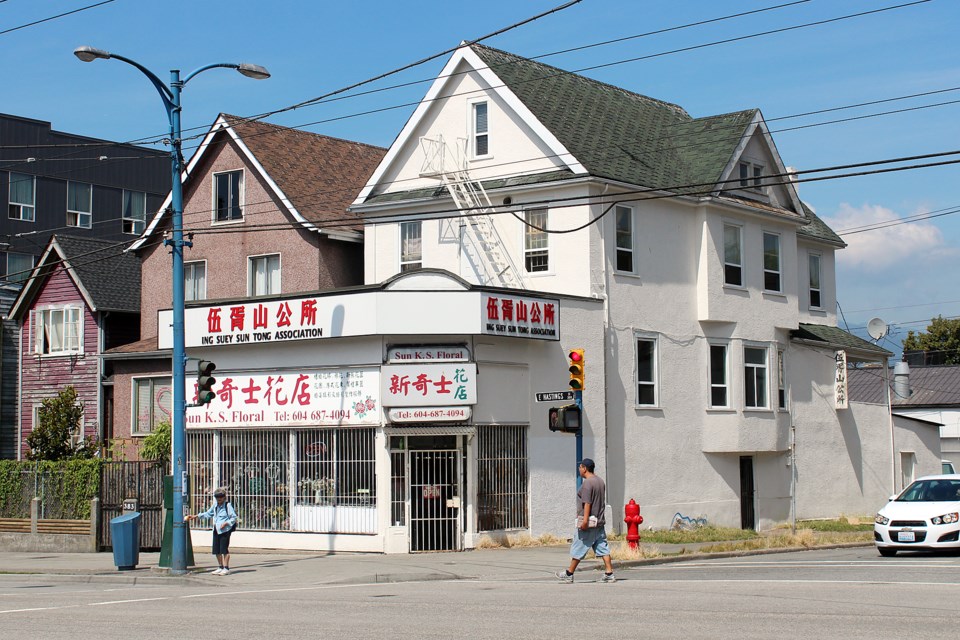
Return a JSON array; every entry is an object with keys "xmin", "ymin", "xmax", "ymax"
[{"xmin": 110, "ymin": 512, "xmax": 141, "ymax": 570}]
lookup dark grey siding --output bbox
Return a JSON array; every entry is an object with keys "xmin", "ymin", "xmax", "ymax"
[{"xmin": 0, "ymin": 283, "xmax": 21, "ymax": 458}]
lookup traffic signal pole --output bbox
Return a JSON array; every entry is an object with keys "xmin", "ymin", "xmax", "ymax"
[{"xmin": 575, "ymin": 389, "xmax": 583, "ymax": 490}]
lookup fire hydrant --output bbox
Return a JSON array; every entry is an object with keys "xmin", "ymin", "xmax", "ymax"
[{"xmin": 624, "ymin": 499, "xmax": 643, "ymax": 549}]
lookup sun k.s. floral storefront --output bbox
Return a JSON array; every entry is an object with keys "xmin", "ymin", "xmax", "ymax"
[{"xmin": 155, "ymin": 271, "xmax": 603, "ymax": 553}]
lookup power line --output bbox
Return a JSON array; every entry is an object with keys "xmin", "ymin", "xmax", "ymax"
[{"xmin": 0, "ymin": 0, "xmax": 117, "ymax": 37}]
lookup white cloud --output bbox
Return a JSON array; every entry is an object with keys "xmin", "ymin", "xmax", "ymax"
[{"xmin": 822, "ymin": 203, "xmax": 957, "ymax": 269}]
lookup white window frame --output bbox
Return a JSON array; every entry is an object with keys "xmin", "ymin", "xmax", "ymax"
[
  {"xmin": 213, "ymin": 169, "xmax": 244, "ymax": 223},
  {"xmin": 738, "ymin": 161, "xmax": 764, "ymax": 191},
  {"xmin": 31, "ymin": 403, "xmax": 84, "ymax": 447},
  {"xmin": 762, "ymin": 232, "xmax": 782, "ymax": 293},
  {"xmin": 399, "ymin": 220, "xmax": 422, "ymax": 272},
  {"xmin": 66, "ymin": 181, "xmax": 92, "ymax": 229},
  {"xmin": 6, "ymin": 252, "xmax": 34, "ymax": 283},
  {"xmin": 614, "ymin": 204, "xmax": 635, "ymax": 273},
  {"xmin": 248, "ymin": 253, "xmax": 281, "ymax": 297},
  {"xmin": 184, "ymin": 260, "xmax": 207, "ymax": 302},
  {"xmin": 8, "ymin": 172, "xmax": 35, "ymax": 222},
  {"xmin": 131, "ymin": 376, "xmax": 172, "ymax": 436},
  {"xmin": 122, "ymin": 190, "xmax": 147, "ymax": 235},
  {"xmin": 744, "ymin": 344, "xmax": 769, "ymax": 409},
  {"xmin": 808, "ymin": 253, "xmax": 822, "ymax": 309},
  {"xmin": 523, "ymin": 208, "xmax": 549, "ymax": 273},
  {"xmin": 469, "ymin": 99, "xmax": 490, "ymax": 159},
  {"xmin": 723, "ymin": 223, "xmax": 743, "ymax": 287},
  {"xmin": 708, "ymin": 341, "xmax": 730, "ymax": 409},
  {"xmin": 777, "ymin": 348, "xmax": 787, "ymax": 410},
  {"xmin": 33, "ymin": 305, "xmax": 84, "ymax": 356},
  {"xmin": 635, "ymin": 332, "xmax": 659, "ymax": 407}
]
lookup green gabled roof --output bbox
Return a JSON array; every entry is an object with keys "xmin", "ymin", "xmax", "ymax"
[
  {"xmin": 471, "ymin": 44, "xmax": 757, "ymax": 192},
  {"xmin": 792, "ymin": 323, "xmax": 890, "ymax": 357},
  {"xmin": 798, "ymin": 202, "xmax": 845, "ymax": 246}
]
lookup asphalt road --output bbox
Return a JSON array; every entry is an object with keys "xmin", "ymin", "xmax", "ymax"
[{"xmin": 2, "ymin": 547, "xmax": 957, "ymax": 639}]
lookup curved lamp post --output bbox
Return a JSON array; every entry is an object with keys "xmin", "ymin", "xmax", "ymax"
[{"xmin": 74, "ymin": 46, "xmax": 269, "ymax": 574}]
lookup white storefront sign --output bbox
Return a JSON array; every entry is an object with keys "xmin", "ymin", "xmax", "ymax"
[
  {"xmin": 835, "ymin": 350, "xmax": 848, "ymax": 409},
  {"xmin": 388, "ymin": 407, "xmax": 472, "ymax": 423},
  {"xmin": 480, "ymin": 292, "xmax": 559, "ymax": 340},
  {"xmin": 381, "ymin": 362, "xmax": 477, "ymax": 407},
  {"xmin": 185, "ymin": 368, "xmax": 381, "ymax": 428},
  {"xmin": 387, "ymin": 345, "xmax": 470, "ymax": 362}
]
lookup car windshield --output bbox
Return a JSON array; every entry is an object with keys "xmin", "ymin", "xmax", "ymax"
[{"xmin": 897, "ymin": 479, "xmax": 960, "ymax": 502}]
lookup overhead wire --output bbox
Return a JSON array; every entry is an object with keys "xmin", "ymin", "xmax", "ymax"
[{"xmin": 0, "ymin": 0, "xmax": 117, "ymax": 37}]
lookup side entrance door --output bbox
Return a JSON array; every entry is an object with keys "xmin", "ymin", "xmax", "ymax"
[
  {"xmin": 409, "ymin": 449, "xmax": 462, "ymax": 552},
  {"xmin": 739, "ymin": 455, "xmax": 756, "ymax": 530}
]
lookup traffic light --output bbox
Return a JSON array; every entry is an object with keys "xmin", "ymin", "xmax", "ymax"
[
  {"xmin": 568, "ymin": 348, "xmax": 585, "ymax": 391},
  {"xmin": 197, "ymin": 360, "xmax": 217, "ymax": 405},
  {"xmin": 548, "ymin": 404, "xmax": 582, "ymax": 433}
]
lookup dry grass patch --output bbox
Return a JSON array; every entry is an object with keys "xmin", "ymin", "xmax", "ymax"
[
  {"xmin": 609, "ymin": 541, "xmax": 663, "ymax": 561},
  {"xmin": 474, "ymin": 532, "xmax": 567, "ymax": 549}
]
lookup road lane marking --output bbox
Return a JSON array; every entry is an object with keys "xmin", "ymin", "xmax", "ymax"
[{"xmin": 88, "ymin": 597, "xmax": 170, "ymax": 606}]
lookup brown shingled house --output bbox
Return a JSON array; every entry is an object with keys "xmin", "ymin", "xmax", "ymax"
[{"xmin": 104, "ymin": 114, "xmax": 385, "ymax": 457}]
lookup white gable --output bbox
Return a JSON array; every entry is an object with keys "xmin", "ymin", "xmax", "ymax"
[{"xmin": 355, "ymin": 46, "xmax": 585, "ymax": 204}]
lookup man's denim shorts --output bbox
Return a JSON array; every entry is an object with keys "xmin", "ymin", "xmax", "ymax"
[{"xmin": 570, "ymin": 527, "xmax": 610, "ymax": 559}]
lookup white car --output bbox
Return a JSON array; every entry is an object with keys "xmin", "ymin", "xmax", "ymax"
[{"xmin": 875, "ymin": 474, "xmax": 960, "ymax": 556}]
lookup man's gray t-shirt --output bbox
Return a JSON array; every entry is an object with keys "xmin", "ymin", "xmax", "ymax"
[{"xmin": 577, "ymin": 475, "xmax": 606, "ymax": 527}]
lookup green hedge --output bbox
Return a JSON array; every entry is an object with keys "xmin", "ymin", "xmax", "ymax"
[{"xmin": 0, "ymin": 459, "xmax": 102, "ymax": 519}]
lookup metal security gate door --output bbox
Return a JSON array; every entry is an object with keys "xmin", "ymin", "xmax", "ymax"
[
  {"xmin": 99, "ymin": 461, "xmax": 165, "ymax": 550},
  {"xmin": 410, "ymin": 450, "xmax": 462, "ymax": 552}
]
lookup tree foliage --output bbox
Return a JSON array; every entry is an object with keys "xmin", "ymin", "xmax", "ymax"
[
  {"xmin": 26, "ymin": 386, "xmax": 99, "ymax": 461},
  {"xmin": 138, "ymin": 420, "xmax": 171, "ymax": 467},
  {"xmin": 902, "ymin": 316, "xmax": 960, "ymax": 365}
]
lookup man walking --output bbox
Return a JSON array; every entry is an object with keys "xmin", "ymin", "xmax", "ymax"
[{"xmin": 557, "ymin": 458, "xmax": 616, "ymax": 583}]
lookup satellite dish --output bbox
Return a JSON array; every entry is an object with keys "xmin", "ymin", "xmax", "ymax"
[{"xmin": 867, "ymin": 317, "xmax": 888, "ymax": 340}]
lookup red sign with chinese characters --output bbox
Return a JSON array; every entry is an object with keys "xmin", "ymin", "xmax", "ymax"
[
  {"xmin": 381, "ymin": 363, "xmax": 477, "ymax": 407},
  {"xmin": 481, "ymin": 293, "xmax": 559, "ymax": 340}
]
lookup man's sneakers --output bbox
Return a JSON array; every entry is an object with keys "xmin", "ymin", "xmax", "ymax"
[
  {"xmin": 601, "ymin": 572, "xmax": 617, "ymax": 583},
  {"xmin": 211, "ymin": 567, "xmax": 231, "ymax": 575},
  {"xmin": 555, "ymin": 569, "xmax": 574, "ymax": 583}
]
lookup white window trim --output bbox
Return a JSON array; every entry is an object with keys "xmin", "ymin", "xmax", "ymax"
[
  {"xmin": 468, "ymin": 98, "xmax": 491, "ymax": 160},
  {"xmin": 399, "ymin": 220, "xmax": 423, "ymax": 272},
  {"xmin": 66, "ymin": 181, "xmax": 92, "ymax": 229},
  {"xmin": 777, "ymin": 348, "xmax": 788, "ymax": 411},
  {"xmin": 32, "ymin": 305, "xmax": 84, "ymax": 356},
  {"xmin": 808, "ymin": 252, "xmax": 822, "ymax": 310},
  {"xmin": 8, "ymin": 172, "xmax": 36, "ymax": 222},
  {"xmin": 31, "ymin": 403, "xmax": 85, "ymax": 448},
  {"xmin": 738, "ymin": 160, "xmax": 765, "ymax": 193},
  {"xmin": 707, "ymin": 340, "xmax": 731, "ymax": 409},
  {"xmin": 131, "ymin": 376, "xmax": 172, "ymax": 436},
  {"xmin": 722, "ymin": 222, "xmax": 744, "ymax": 288},
  {"xmin": 762, "ymin": 231, "xmax": 782, "ymax": 294},
  {"xmin": 247, "ymin": 252, "xmax": 281, "ymax": 297},
  {"xmin": 212, "ymin": 169, "xmax": 245, "ymax": 225},
  {"xmin": 184, "ymin": 259, "xmax": 208, "ymax": 302},
  {"xmin": 522, "ymin": 208, "xmax": 550, "ymax": 275},
  {"xmin": 635, "ymin": 331, "xmax": 659, "ymax": 408},
  {"xmin": 743, "ymin": 343, "xmax": 771, "ymax": 411},
  {"xmin": 121, "ymin": 189, "xmax": 147, "ymax": 235},
  {"xmin": 614, "ymin": 204, "xmax": 636, "ymax": 274}
]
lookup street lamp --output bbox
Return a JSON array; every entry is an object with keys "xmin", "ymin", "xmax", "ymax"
[{"xmin": 75, "ymin": 45, "xmax": 269, "ymax": 575}]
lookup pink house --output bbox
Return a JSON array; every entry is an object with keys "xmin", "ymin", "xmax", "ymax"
[
  {"xmin": 8, "ymin": 235, "xmax": 141, "ymax": 458},
  {"xmin": 103, "ymin": 115, "xmax": 385, "ymax": 456}
]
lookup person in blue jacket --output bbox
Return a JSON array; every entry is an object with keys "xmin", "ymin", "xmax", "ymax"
[{"xmin": 185, "ymin": 488, "xmax": 237, "ymax": 575}]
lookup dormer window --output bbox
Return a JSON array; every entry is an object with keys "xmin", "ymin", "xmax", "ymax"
[
  {"xmin": 739, "ymin": 161, "xmax": 763, "ymax": 191},
  {"xmin": 472, "ymin": 101, "xmax": 489, "ymax": 157}
]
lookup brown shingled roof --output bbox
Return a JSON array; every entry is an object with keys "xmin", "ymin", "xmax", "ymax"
[{"xmin": 222, "ymin": 115, "xmax": 386, "ymax": 233}]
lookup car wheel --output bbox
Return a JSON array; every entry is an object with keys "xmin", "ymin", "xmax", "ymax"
[{"xmin": 878, "ymin": 548, "xmax": 897, "ymax": 557}]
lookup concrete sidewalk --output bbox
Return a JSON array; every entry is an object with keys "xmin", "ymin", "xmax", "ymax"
[{"xmin": 0, "ymin": 538, "xmax": 873, "ymax": 587}]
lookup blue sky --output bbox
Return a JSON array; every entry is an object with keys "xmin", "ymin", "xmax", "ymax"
[{"xmin": 3, "ymin": 0, "xmax": 958, "ymax": 353}]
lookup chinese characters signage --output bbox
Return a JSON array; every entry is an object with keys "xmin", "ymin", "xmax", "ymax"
[
  {"xmin": 185, "ymin": 368, "xmax": 380, "ymax": 428},
  {"xmin": 381, "ymin": 363, "xmax": 477, "ymax": 407},
  {"xmin": 835, "ymin": 350, "xmax": 848, "ymax": 409},
  {"xmin": 481, "ymin": 293, "xmax": 559, "ymax": 340}
]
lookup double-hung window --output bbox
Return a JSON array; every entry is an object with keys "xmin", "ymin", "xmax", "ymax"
[
  {"xmin": 9, "ymin": 172, "xmax": 35, "ymax": 221},
  {"xmin": 472, "ymin": 101, "xmax": 489, "ymax": 157},
  {"xmin": 739, "ymin": 161, "xmax": 763, "ymax": 190},
  {"xmin": 34, "ymin": 306, "xmax": 82, "ymax": 355},
  {"xmin": 636, "ymin": 335, "xmax": 658, "ymax": 406},
  {"xmin": 723, "ymin": 224, "xmax": 742, "ymax": 286},
  {"xmin": 67, "ymin": 181, "xmax": 92, "ymax": 228},
  {"xmin": 122, "ymin": 190, "xmax": 147, "ymax": 235},
  {"xmin": 763, "ymin": 232, "xmax": 781, "ymax": 292},
  {"xmin": 615, "ymin": 205, "xmax": 634, "ymax": 272},
  {"xmin": 215, "ymin": 171, "xmax": 243, "ymax": 221},
  {"xmin": 249, "ymin": 253, "xmax": 280, "ymax": 296},
  {"xmin": 808, "ymin": 253, "xmax": 822, "ymax": 309},
  {"xmin": 400, "ymin": 221, "xmax": 422, "ymax": 271},
  {"xmin": 184, "ymin": 261, "xmax": 207, "ymax": 302},
  {"xmin": 709, "ymin": 343, "xmax": 729, "ymax": 408},
  {"xmin": 6, "ymin": 252, "xmax": 34, "ymax": 283},
  {"xmin": 524, "ymin": 208, "xmax": 548, "ymax": 272},
  {"xmin": 132, "ymin": 377, "xmax": 172, "ymax": 435},
  {"xmin": 744, "ymin": 346, "xmax": 768, "ymax": 408}
]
